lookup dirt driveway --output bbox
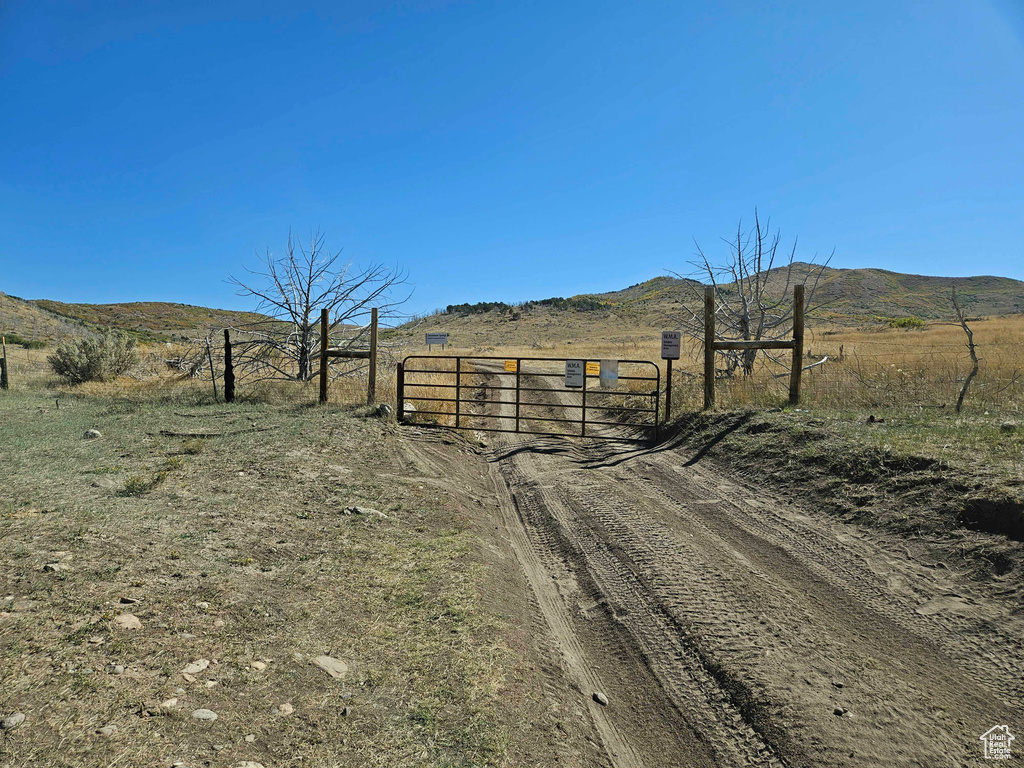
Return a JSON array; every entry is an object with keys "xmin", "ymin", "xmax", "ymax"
[{"xmin": 403, "ymin": 368, "xmax": 1024, "ymax": 767}]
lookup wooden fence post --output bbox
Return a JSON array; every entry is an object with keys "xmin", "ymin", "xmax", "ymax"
[
  {"xmin": 1, "ymin": 336, "xmax": 8, "ymax": 391},
  {"xmin": 664, "ymin": 359, "xmax": 673, "ymax": 422},
  {"xmin": 366, "ymin": 307, "xmax": 378, "ymax": 406},
  {"xmin": 319, "ymin": 308, "xmax": 329, "ymax": 405},
  {"xmin": 223, "ymin": 329, "xmax": 235, "ymax": 404},
  {"xmin": 789, "ymin": 284, "xmax": 805, "ymax": 406},
  {"xmin": 703, "ymin": 287, "xmax": 715, "ymax": 409}
]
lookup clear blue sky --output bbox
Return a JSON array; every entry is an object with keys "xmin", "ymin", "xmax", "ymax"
[{"xmin": 2, "ymin": 1, "xmax": 1023, "ymax": 316}]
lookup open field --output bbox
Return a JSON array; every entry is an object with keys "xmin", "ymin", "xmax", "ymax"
[
  {"xmin": 3, "ymin": 296, "xmax": 1024, "ymax": 766},
  {"xmin": 0, "ymin": 389, "xmax": 603, "ymax": 767}
]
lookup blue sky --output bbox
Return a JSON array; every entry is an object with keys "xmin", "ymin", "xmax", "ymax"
[{"xmin": 2, "ymin": 1, "xmax": 1023, "ymax": 316}]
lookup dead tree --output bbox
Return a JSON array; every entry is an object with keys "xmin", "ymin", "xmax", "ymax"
[
  {"xmin": 673, "ymin": 211, "xmax": 831, "ymax": 376},
  {"xmin": 229, "ymin": 229, "xmax": 408, "ymax": 382},
  {"xmin": 951, "ymin": 286, "xmax": 979, "ymax": 413}
]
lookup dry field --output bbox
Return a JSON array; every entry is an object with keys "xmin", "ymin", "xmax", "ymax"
[{"xmin": 0, "ymin": 385, "xmax": 596, "ymax": 767}]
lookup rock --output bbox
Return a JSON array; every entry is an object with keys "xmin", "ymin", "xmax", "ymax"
[
  {"xmin": 831, "ymin": 680, "xmax": 844, "ymax": 689},
  {"xmin": 213, "ymin": 619, "xmax": 226, "ymax": 628},
  {"xmin": 212, "ymin": 744, "xmax": 225, "ymax": 751},
  {"xmin": 343, "ymin": 506, "xmax": 388, "ymax": 519},
  {"xmin": 190, "ymin": 708, "xmax": 217, "ymax": 722},
  {"xmin": 592, "ymin": 692, "xmax": 608, "ymax": 706},
  {"xmin": 196, "ymin": 601, "xmax": 210, "ymax": 610},
  {"xmin": 275, "ymin": 702, "xmax": 294, "ymax": 716},
  {"xmin": 312, "ymin": 655, "xmax": 349, "ymax": 680},
  {"xmin": 833, "ymin": 706, "xmax": 848, "ymax": 717},
  {"xmin": 182, "ymin": 659, "xmax": 210, "ymax": 676},
  {"xmin": 237, "ymin": 763, "xmax": 265, "ymax": 768},
  {"xmin": 245, "ymin": 734, "xmax": 256, "ymax": 743},
  {"xmin": 87, "ymin": 635, "xmax": 104, "ymax": 645},
  {"xmin": 83, "ymin": 429, "xmax": 102, "ymax": 439},
  {"xmin": 92, "ymin": 477, "xmax": 117, "ymax": 489},
  {"xmin": 108, "ymin": 664, "xmax": 125, "ymax": 675},
  {"xmin": 42, "ymin": 562, "xmax": 68, "ymax": 573},
  {"xmin": 173, "ymin": 687, "xmax": 185, "ymax": 695},
  {"xmin": 373, "ymin": 403, "xmax": 392, "ymax": 418},
  {"xmin": 95, "ymin": 723, "xmax": 117, "ymax": 736},
  {"xmin": 1001, "ymin": 421, "xmax": 1018, "ymax": 433},
  {"xmin": 204, "ymin": 680, "xmax": 218, "ymax": 688},
  {"xmin": 404, "ymin": 403, "xmax": 417, "ymax": 414},
  {"xmin": 161, "ymin": 698, "xmax": 178, "ymax": 710},
  {"xmin": 118, "ymin": 596, "xmax": 139, "ymax": 604},
  {"xmin": 250, "ymin": 661, "xmax": 267, "ymax": 671},
  {"xmin": 114, "ymin": 613, "xmax": 142, "ymax": 630},
  {"xmin": 1, "ymin": 712, "xmax": 26, "ymax": 730},
  {"xmin": 341, "ymin": 706, "xmax": 351, "ymax": 717}
]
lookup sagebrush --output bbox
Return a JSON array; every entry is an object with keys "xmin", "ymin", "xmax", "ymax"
[{"xmin": 47, "ymin": 331, "xmax": 138, "ymax": 384}]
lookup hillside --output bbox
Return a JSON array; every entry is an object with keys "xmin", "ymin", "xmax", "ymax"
[
  {"xmin": 0, "ymin": 292, "xmax": 94, "ymax": 345},
  {"xmin": 389, "ymin": 264, "xmax": 1024, "ymax": 349},
  {"xmin": 29, "ymin": 300, "xmax": 269, "ymax": 341}
]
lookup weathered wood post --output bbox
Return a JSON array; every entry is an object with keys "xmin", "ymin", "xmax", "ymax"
[
  {"xmin": 396, "ymin": 361, "xmax": 405, "ymax": 422},
  {"xmin": 1, "ymin": 336, "xmax": 8, "ymax": 391},
  {"xmin": 366, "ymin": 307, "xmax": 378, "ymax": 406},
  {"xmin": 664, "ymin": 358, "xmax": 673, "ymax": 422},
  {"xmin": 703, "ymin": 286, "xmax": 715, "ymax": 409},
  {"xmin": 319, "ymin": 308, "xmax": 329, "ymax": 405},
  {"xmin": 223, "ymin": 329, "xmax": 235, "ymax": 404},
  {"xmin": 789, "ymin": 284, "xmax": 805, "ymax": 406}
]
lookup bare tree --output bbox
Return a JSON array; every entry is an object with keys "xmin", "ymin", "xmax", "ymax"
[
  {"xmin": 673, "ymin": 211, "xmax": 832, "ymax": 376},
  {"xmin": 229, "ymin": 229, "xmax": 408, "ymax": 382},
  {"xmin": 951, "ymin": 286, "xmax": 979, "ymax": 413}
]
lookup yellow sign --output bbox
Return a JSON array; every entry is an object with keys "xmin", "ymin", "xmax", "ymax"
[
  {"xmin": 586, "ymin": 361, "xmax": 600, "ymax": 376},
  {"xmin": 504, "ymin": 360, "xmax": 518, "ymax": 372}
]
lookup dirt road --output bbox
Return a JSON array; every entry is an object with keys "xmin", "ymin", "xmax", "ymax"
[{"xmin": 407, "ymin": 368, "xmax": 1024, "ymax": 767}]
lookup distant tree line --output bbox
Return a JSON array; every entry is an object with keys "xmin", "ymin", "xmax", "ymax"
[{"xmin": 444, "ymin": 296, "xmax": 606, "ymax": 316}]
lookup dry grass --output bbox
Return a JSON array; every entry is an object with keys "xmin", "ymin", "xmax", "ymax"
[{"xmin": 0, "ymin": 389, "xmax": 540, "ymax": 767}]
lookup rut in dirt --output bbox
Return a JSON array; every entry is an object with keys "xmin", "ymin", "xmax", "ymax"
[{"xmin": 451, "ymin": 367, "xmax": 1024, "ymax": 768}]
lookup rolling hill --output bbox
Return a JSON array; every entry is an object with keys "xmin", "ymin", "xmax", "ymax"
[
  {"xmin": 388, "ymin": 265, "xmax": 1024, "ymax": 349},
  {"xmin": 4, "ymin": 264, "xmax": 1023, "ymax": 349}
]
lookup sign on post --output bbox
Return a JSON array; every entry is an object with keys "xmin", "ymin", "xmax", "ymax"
[
  {"xmin": 661, "ymin": 331, "xmax": 681, "ymax": 360},
  {"xmin": 426, "ymin": 333, "xmax": 448, "ymax": 350},
  {"xmin": 599, "ymin": 359, "xmax": 618, "ymax": 388},
  {"xmin": 564, "ymin": 360, "xmax": 585, "ymax": 388}
]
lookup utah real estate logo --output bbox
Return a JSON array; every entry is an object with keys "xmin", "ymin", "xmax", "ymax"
[{"xmin": 980, "ymin": 725, "xmax": 1015, "ymax": 760}]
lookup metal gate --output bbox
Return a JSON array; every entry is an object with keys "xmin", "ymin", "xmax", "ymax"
[{"xmin": 398, "ymin": 356, "xmax": 660, "ymax": 442}]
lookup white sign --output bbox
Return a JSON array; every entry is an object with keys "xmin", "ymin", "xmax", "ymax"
[
  {"xmin": 599, "ymin": 359, "xmax": 618, "ymax": 388},
  {"xmin": 661, "ymin": 330, "xmax": 681, "ymax": 360},
  {"xmin": 425, "ymin": 333, "xmax": 448, "ymax": 347},
  {"xmin": 564, "ymin": 359, "xmax": 584, "ymax": 388}
]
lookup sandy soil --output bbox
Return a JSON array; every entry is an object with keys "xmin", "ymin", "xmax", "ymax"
[{"xmin": 402, "ymin": 367, "xmax": 1024, "ymax": 767}]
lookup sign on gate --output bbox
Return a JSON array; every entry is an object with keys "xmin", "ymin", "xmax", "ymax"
[
  {"xmin": 426, "ymin": 333, "xmax": 449, "ymax": 348},
  {"xmin": 661, "ymin": 330, "xmax": 681, "ymax": 360},
  {"xmin": 599, "ymin": 359, "xmax": 618, "ymax": 388},
  {"xmin": 586, "ymin": 361, "xmax": 600, "ymax": 375},
  {"xmin": 565, "ymin": 360, "xmax": 585, "ymax": 388},
  {"xmin": 504, "ymin": 360, "xmax": 518, "ymax": 372}
]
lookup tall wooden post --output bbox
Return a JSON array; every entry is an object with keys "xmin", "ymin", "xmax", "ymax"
[
  {"xmin": 703, "ymin": 286, "xmax": 715, "ymax": 409},
  {"xmin": 664, "ymin": 360, "xmax": 673, "ymax": 422},
  {"xmin": 789, "ymin": 284, "xmax": 805, "ymax": 406},
  {"xmin": 319, "ymin": 308, "xmax": 329, "ymax": 405},
  {"xmin": 1, "ymin": 336, "xmax": 8, "ymax": 391},
  {"xmin": 223, "ymin": 329, "xmax": 235, "ymax": 404},
  {"xmin": 366, "ymin": 307, "xmax": 378, "ymax": 406}
]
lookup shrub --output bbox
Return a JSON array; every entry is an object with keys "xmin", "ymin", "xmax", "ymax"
[
  {"xmin": 48, "ymin": 332, "xmax": 138, "ymax": 384},
  {"xmin": 886, "ymin": 317, "xmax": 925, "ymax": 330}
]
